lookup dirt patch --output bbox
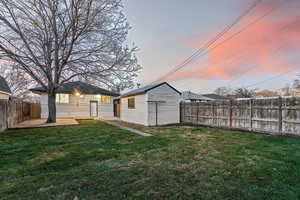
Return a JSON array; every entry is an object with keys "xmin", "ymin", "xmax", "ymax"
[
  {"xmin": 193, "ymin": 149, "xmax": 212, "ymax": 161},
  {"xmin": 98, "ymin": 158, "xmax": 139, "ymax": 169},
  {"xmin": 32, "ymin": 152, "xmax": 68, "ymax": 163},
  {"xmin": 181, "ymin": 130, "xmax": 210, "ymax": 141},
  {"xmin": 117, "ymin": 140, "xmax": 133, "ymax": 145}
]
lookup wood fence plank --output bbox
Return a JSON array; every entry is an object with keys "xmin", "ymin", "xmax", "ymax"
[
  {"xmin": 0, "ymin": 100, "xmax": 41, "ymax": 131},
  {"xmin": 181, "ymin": 97, "xmax": 300, "ymax": 137}
]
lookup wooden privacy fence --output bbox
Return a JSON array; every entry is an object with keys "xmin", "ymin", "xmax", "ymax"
[
  {"xmin": 0, "ymin": 100, "xmax": 41, "ymax": 131},
  {"xmin": 180, "ymin": 97, "xmax": 300, "ymax": 137}
]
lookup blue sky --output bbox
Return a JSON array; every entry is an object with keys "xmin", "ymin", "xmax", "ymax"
[{"xmin": 124, "ymin": 0, "xmax": 298, "ymax": 93}]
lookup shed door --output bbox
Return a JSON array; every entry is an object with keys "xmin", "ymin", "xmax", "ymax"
[{"xmin": 90, "ymin": 101, "xmax": 98, "ymax": 117}]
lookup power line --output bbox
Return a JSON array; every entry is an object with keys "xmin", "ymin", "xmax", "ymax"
[
  {"xmin": 167, "ymin": 5, "xmax": 279, "ymax": 89},
  {"xmin": 226, "ymin": 18, "xmax": 300, "ymax": 86},
  {"xmin": 226, "ymin": 45, "xmax": 287, "ymax": 86},
  {"xmin": 154, "ymin": 0, "xmax": 263, "ymax": 83},
  {"xmin": 245, "ymin": 68, "xmax": 299, "ymax": 89},
  {"xmin": 174, "ymin": 3, "xmax": 287, "ymax": 90},
  {"xmin": 195, "ymin": 5, "xmax": 277, "ymax": 67}
]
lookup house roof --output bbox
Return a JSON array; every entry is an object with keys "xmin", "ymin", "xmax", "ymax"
[
  {"xmin": 30, "ymin": 81, "xmax": 119, "ymax": 96},
  {"xmin": 181, "ymin": 91, "xmax": 213, "ymax": 101},
  {"xmin": 202, "ymin": 93, "xmax": 229, "ymax": 100},
  {"xmin": 0, "ymin": 76, "xmax": 11, "ymax": 94},
  {"xmin": 121, "ymin": 82, "xmax": 181, "ymax": 98}
]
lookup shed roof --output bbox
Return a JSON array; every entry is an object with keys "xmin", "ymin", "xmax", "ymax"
[
  {"xmin": 181, "ymin": 91, "xmax": 213, "ymax": 101},
  {"xmin": 30, "ymin": 81, "xmax": 119, "ymax": 96},
  {"xmin": 121, "ymin": 82, "xmax": 181, "ymax": 98},
  {"xmin": 0, "ymin": 76, "xmax": 11, "ymax": 94}
]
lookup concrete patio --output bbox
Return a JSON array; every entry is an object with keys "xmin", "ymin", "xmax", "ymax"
[{"xmin": 13, "ymin": 118, "xmax": 79, "ymax": 129}]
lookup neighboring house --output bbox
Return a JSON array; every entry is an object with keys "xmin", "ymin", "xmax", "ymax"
[
  {"xmin": 118, "ymin": 82, "xmax": 181, "ymax": 126},
  {"xmin": 19, "ymin": 91, "xmax": 41, "ymax": 103},
  {"xmin": 30, "ymin": 81, "xmax": 119, "ymax": 119},
  {"xmin": 202, "ymin": 93, "xmax": 229, "ymax": 100},
  {"xmin": 181, "ymin": 91, "xmax": 213, "ymax": 102},
  {"xmin": 0, "ymin": 76, "xmax": 11, "ymax": 100}
]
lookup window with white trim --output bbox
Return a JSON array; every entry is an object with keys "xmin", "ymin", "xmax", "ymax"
[
  {"xmin": 101, "ymin": 96, "xmax": 111, "ymax": 104},
  {"xmin": 93, "ymin": 95, "xmax": 101, "ymax": 100},
  {"xmin": 56, "ymin": 94, "xmax": 69, "ymax": 104},
  {"xmin": 128, "ymin": 98, "xmax": 135, "ymax": 109}
]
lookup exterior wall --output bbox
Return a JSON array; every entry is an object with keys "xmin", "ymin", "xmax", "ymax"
[
  {"xmin": 120, "ymin": 94, "xmax": 148, "ymax": 126},
  {"xmin": 41, "ymin": 94, "xmax": 114, "ymax": 118},
  {"xmin": 0, "ymin": 92, "xmax": 9, "ymax": 100},
  {"xmin": 99, "ymin": 99, "xmax": 114, "ymax": 118},
  {"xmin": 147, "ymin": 84, "xmax": 181, "ymax": 126}
]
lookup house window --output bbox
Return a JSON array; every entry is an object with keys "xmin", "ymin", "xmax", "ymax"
[
  {"xmin": 101, "ymin": 96, "xmax": 111, "ymax": 104},
  {"xmin": 93, "ymin": 95, "xmax": 101, "ymax": 100},
  {"xmin": 128, "ymin": 98, "xmax": 135, "ymax": 109},
  {"xmin": 56, "ymin": 94, "xmax": 69, "ymax": 104}
]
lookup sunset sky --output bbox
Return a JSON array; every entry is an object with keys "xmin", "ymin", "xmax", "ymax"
[{"xmin": 124, "ymin": 0, "xmax": 300, "ymax": 93}]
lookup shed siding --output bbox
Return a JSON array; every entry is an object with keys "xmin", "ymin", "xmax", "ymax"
[
  {"xmin": 0, "ymin": 92, "xmax": 9, "ymax": 100},
  {"xmin": 40, "ymin": 94, "xmax": 114, "ymax": 118},
  {"xmin": 147, "ymin": 84, "xmax": 180, "ymax": 126},
  {"xmin": 120, "ymin": 94, "xmax": 148, "ymax": 126}
]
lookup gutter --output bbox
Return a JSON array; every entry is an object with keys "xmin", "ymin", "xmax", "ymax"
[{"xmin": 0, "ymin": 90, "xmax": 11, "ymax": 95}]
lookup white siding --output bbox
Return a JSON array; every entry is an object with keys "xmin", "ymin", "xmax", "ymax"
[
  {"xmin": 120, "ymin": 94, "xmax": 148, "ymax": 126},
  {"xmin": 99, "ymin": 98, "xmax": 114, "ymax": 118},
  {"xmin": 40, "ymin": 94, "xmax": 48, "ymax": 118},
  {"xmin": 119, "ymin": 83, "xmax": 181, "ymax": 126},
  {"xmin": 147, "ymin": 84, "xmax": 180, "ymax": 126},
  {"xmin": 40, "ymin": 94, "xmax": 114, "ymax": 118}
]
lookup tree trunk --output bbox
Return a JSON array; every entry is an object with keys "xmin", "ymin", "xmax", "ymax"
[{"xmin": 47, "ymin": 92, "xmax": 56, "ymax": 123}]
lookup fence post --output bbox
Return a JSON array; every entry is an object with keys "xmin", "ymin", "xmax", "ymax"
[
  {"xmin": 212, "ymin": 101, "xmax": 215, "ymax": 126},
  {"xmin": 250, "ymin": 99, "xmax": 253, "ymax": 131},
  {"xmin": 278, "ymin": 97, "xmax": 283, "ymax": 135},
  {"xmin": 229, "ymin": 100, "xmax": 233, "ymax": 128},
  {"xmin": 196, "ymin": 102, "xmax": 199, "ymax": 124},
  {"xmin": 181, "ymin": 102, "xmax": 186, "ymax": 124}
]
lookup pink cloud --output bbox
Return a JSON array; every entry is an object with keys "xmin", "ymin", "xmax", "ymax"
[{"xmin": 165, "ymin": 0, "xmax": 300, "ymax": 81}]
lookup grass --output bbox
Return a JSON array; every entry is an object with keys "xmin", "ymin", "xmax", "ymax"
[{"xmin": 1, "ymin": 120, "xmax": 300, "ymax": 200}]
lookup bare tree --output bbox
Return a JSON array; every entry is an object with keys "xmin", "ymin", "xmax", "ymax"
[
  {"xmin": 0, "ymin": 0, "xmax": 140, "ymax": 122},
  {"xmin": 214, "ymin": 87, "xmax": 232, "ymax": 97},
  {"xmin": 292, "ymin": 79, "xmax": 300, "ymax": 89},
  {"xmin": 234, "ymin": 88, "xmax": 257, "ymax": 98},
  {"xmin": 0, "ymin": 63, "xmax": 33, "ymax": 97},
  {"xmin": 280, "ymin": 83, "xmax": 292, "ymax": 96}
]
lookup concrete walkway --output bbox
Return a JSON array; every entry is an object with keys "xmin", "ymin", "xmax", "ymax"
[
  {"xmin": 104, "ymin": 120, "xmax": 152, "ymax": 137},
  {"xmin": 13, "ymin": 118, "xmax": 79, "ymax": 129}
]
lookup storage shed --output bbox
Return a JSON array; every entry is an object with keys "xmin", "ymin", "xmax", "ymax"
[{"xmin": 119, "ymin": 82, "xmax": 181, "ymax": 126}]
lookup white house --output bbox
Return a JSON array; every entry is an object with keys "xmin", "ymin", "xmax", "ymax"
[
  {"xmin": 30, "ymin": 81, "xmax": 119, "ymax": 119},
  {"xmin": 0, "ymin": 76, "xmax": 11, "ymax": 100},
  {"xmin": 118, "ymin": 82, "xmax": 181, "ymax": 126}
]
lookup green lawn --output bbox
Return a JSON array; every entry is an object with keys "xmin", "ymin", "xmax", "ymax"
[{"xmin": 1, "ymin": 120, "xmax": 300, "ymax": 200}]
